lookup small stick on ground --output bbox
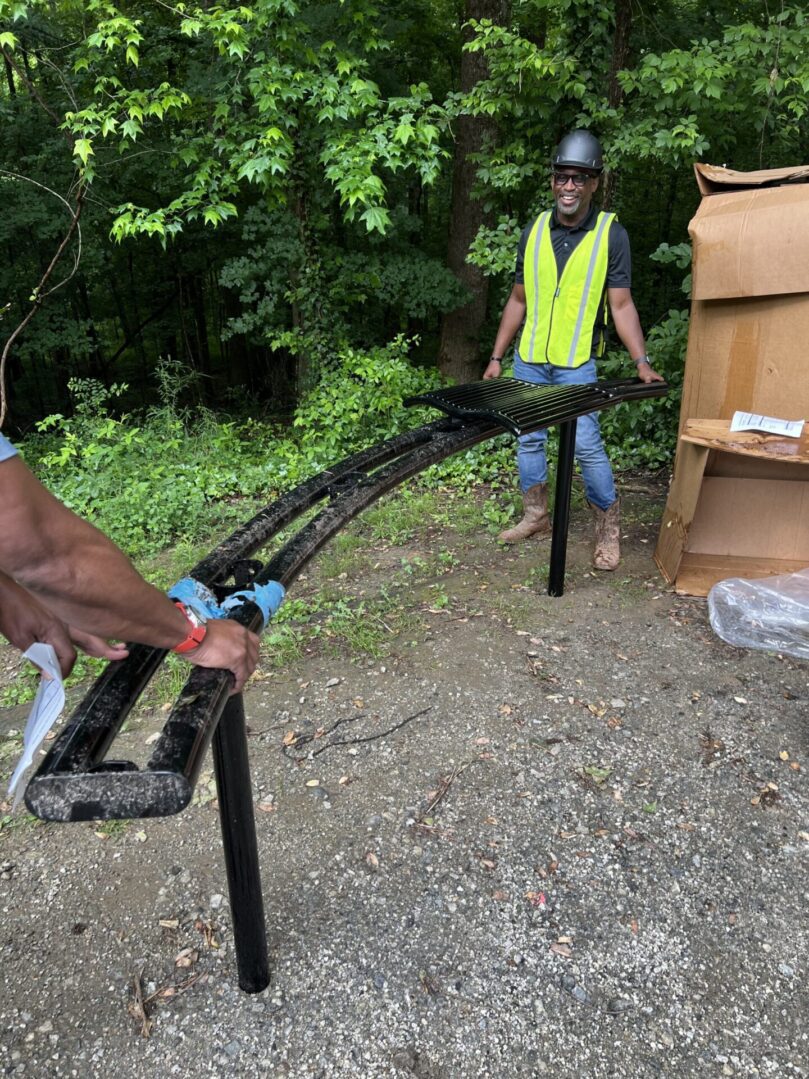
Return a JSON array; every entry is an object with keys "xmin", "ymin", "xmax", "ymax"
[
  {"xmin": 128, "ymin": 969, "xmax": 153, "ymax": 1038},
  {"xmin": 285, "ymin": 707, "xmax": 432, "ymax": 762},
  {"xmin": 144, "ymin": 971, "xmax": 205, "ymax": 1006},
  {"xmin": 129, "ymin": 969, "xmax": 205, "ymax": 1037},
  {"xmin": 417, "ymin": 760, "xmax": 475, "ymax": 826}
]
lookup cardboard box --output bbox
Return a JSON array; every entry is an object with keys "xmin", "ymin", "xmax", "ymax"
[{"xmin": 655, "ymin": 163, "xmax": 809, "ymax": 596}]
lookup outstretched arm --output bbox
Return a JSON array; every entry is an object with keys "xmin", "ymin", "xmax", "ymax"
[
  {"xmin": 0, "ymin": 571, "xmax": 128, "ymax": 678},
  {"xmin": 608, "ymin": 287, "xmax": 664, "ymax": 384},
  {"xmin": 0, "ymin": 456, "xmax": 259, "ymax": 691},
  {"xmin": 483, "ymin": 284, "xmax": 527, "ymax": 380}
]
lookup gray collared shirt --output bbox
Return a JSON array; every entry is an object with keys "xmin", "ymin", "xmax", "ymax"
[{"xmin": 0, "ymin": 433, "xmax": 18, "ymax": 462}]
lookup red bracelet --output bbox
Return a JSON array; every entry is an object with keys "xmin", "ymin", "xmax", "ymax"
[{"xmin": 171, "ymin": 602, "xmax": 208, "ymax": 653}]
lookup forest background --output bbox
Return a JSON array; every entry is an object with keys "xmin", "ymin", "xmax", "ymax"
[{"xmin": 1, "ymin": 0, "xmax": 808, "ymax": 567}]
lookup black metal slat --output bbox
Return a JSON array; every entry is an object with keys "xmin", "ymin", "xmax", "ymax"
[
  {"xmin": 25, "ymin": 420, "xmax": 498, "ymax": 821},
  {"xmin": 26, "ymin": 376, "xmax": 668, "ymax": 821},
  {"xmin": 437, "ymin": 380, "xmax": 559, "ymax": 405},
  {"xmin": 418, "ymin": 386, "xmax": 606, "ymax": 436},
  {"xmin": 503, "ymin": 386, "xmax": 609, "ymax": 420},
  {"xmin": 422, "ymin": 381, "xmax": 580, "ymax": 415},
  {"xmin": 502, "ymin": 386, "xmax": 632, "ymax": 428},
  {"xmin": 25, "ymin": 421, "xmax": 453, "ymax": 783},
  {"xmin": 142, "ymin": 419, "xmax": 498, "ymax": 804},
  {"xmin": 406, "ymin": 377, "xmax": 668, "ymax": 437}
]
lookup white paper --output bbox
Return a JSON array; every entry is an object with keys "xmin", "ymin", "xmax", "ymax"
[
  {"xmin": 7, "ymin": 643, "xmax": 65, "ymax": 808},
  {"xmin": 729, "ymin": 411, "xmax": 804, "ymax": 438}
]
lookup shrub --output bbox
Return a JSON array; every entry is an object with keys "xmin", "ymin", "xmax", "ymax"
[{"xmin": 27, "ymin": 377, "xmax": 281, "ymax": 556}]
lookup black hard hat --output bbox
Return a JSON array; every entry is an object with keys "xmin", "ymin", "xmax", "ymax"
[{"xmin": 552, "ymin": 130, "xmax": 604, "ymax": 174}]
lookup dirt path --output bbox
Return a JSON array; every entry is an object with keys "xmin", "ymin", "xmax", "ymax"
[{"xmin": 0, "ymin": 479, "xmax": 807, "ymax": 1077}]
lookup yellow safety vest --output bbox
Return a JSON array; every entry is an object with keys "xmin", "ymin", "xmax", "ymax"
[{"xmin": 518, "ymin": 210, "xmax": 616, "ymax": 368}]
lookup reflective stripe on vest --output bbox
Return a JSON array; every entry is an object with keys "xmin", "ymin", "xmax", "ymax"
[{"xmin": 519, "ymin": 211, "xmax": 615, "ymax": 368}]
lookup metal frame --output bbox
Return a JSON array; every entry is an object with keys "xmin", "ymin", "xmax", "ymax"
[{"xmin": 24, "ymin": 377, "xmax": 666, "ymax": 992}]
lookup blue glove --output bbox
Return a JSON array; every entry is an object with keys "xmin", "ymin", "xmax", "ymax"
[
  {"xmin": 221, "ymin": 582, "xmax": 285, "ymax": 630},
  {"xmin": 168, "ymin": 578, "xmax": 226, "ymax": 620}
]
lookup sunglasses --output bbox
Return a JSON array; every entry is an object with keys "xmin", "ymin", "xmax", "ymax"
[{"xmin": 551, "ymin": 172, "xmax": 594, "ymax": 188}]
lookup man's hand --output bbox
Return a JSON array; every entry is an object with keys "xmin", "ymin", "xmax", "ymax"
[
  {"xmin": 486, "ymin": 285, "xmax": 527, "ymax": 378},
  {"xmin": 184, "ymin": 619, "xmax": 260, "ymax": 694},
  {"xmin": 0, "ymin": 455, "xmax": 259, "ymax": 690},
  {"xmin": 70, "ymin": 628, "xmax": 129, "ymax": 664},
  {"xmin": 635, "ymin": 362, "xmax": 665, "ymax": 385},
  {"xmin": 0, "ymin": 586, "xmax": 77, "ymax": 677},
  {"xmin": 0, "ymin": 573, "xmax": 128, "ymax": 677}
]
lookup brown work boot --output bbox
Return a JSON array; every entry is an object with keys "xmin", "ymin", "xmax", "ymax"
[
  {"xmin": 499, "ymin": 483, "xmax": 551, "ymax": 544},
  {"xmin": 590, "ymin": 498, "xmax": 620, "ymax": 571}
]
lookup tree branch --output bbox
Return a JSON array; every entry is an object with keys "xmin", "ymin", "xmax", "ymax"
[
  {"xmin": 0, "ymin": 46, "xmax": 65, "ymax": 133},
  {"xmin": 0, "ymin": 39, "xmax": 82, "ymax": 428},
  {"xmin": 0, "ymin": 179, "xmax": 84, "ymax": 427}
]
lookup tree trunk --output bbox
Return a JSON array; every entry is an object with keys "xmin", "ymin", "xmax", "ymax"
[
  {"xmin": 76, "ymin": 275, "xmax": 107, "ymax": 380},
  {"xmin": 3, "ymin": 52, "xmax": 16, "ymax": 98},
  {"xmin": 190, "ymin": 271, "xmax": 212, "ymax": 379},
  {"xmin": 602, "ymin": 0, "xmax": 633, "ymax": 211},
  {"xmin": 437, "ymin": 0, "xmax": 510, "ymax": 385}
]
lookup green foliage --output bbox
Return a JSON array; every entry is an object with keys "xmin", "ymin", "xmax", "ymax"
[
  {"xmin": 265, "ymin": 583, "xmax": 422, "ymax": 663},
  {"xmin": 481, "ymin": 491, "xmax": 517, "ymax": 531},
  {"xmin": 2, "ymin": 0, "xmax": 448, "ymax": 238},
  {"xmin": 650, "ymin": 242, "xmax": 693, "ymax": 298},
  {"xmin": 0, "ymin": 812, "xmax": 44, "ymax": 837},
  {"xmin": 0, "ymin": 729, "xmax": 22, "ymax": 764},
  {"xmin": 218, "ymin": 205, "xmax": 468, "ymax": 358},
  {"xmin": 616, "ymin": 7, "xmax": 809, "ymax": 167},
  {"xmin": 599, "ymin": 308, "xmax": 689, "ymax": 470},
  {"xmin": 291, "ymin": 336, "xmax": 441, "ymax": 466},
  {"xmin": 319, "ymin": 598, "xmax": 392, "ymax": 658},
  {"xmin": 26, "ymin": 372, "xmax": 281, "ymax": 556},
  {"xmin": 363, "ymin": 489, "xmax": 440, "ymax": 545},
  {"xmin": 17, "ymin": 341, "xmax": 512, "ymax": 560},
  {"xmin": 428, "ymin": 585, "xmax": 450, "ymax": 610},
  {"xmin": 422, "ymin": 435, "xmax": 515, "ymax": 492},
  {"xmin": 0, "ymin": 0, "xmax": 458, "ymax": 425},
  {"xmin": 369, "ymin": 252, "xmax": 469, "ymax": 321},
  {"xmin": 8, "ymin": 0, "xmax": 800, "ymax": 491},
  {"xmin": 315, "ymin": 531, "xmax": 366, "ymax": 580},
  {"xmin": 467, "ymin": 215, "xmax": 523, "ymax": 278}
]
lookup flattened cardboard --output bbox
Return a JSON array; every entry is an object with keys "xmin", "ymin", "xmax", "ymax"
[
  {"xmin": 674, "ymin": 553, "xmax": 809, "ymax": 597},
  {"xmin": 694, "ymin": 162, "xmax": 809, "ymax": 196},
  {"xmin": 690, "ymin": 186, "xmax": 809, "ymax": 300},
  {"xmin": 655, "ymin": 162, "xmax": 809, "ymax": 596},
  {"xmin": 678, "ymin": 294, "xmax": 809, "ymax": 428},
  {"xmin": 686, "ymin": 477, "xmax": 809, "ymax": 559},
  {"xmin": 655, "ymin": 440, "xmax": 709, "ymax": 583}
]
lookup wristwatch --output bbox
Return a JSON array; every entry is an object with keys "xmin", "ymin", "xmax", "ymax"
[
  {"xmin": 489, "ymin": 356, "xmax": 503, "ymax": 365},
  {"xmin": 633, "ymin": 355, "xmax": 651, "ymax": 366},
  {"xmin": 172, "ymin": 601, "xmax": 208, "ymax": 653}
]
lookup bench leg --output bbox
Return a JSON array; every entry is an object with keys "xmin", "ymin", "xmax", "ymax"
[
  {"xmin": 548, "ymin": 418, "xmax": 577, "ymax": 598},
  {"xmin": 212, "ymin": 692, "xmax": 270, "ymax": 993}
]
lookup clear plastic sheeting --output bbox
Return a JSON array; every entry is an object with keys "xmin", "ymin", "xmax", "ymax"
[{"xmin": 708, "ymin": 568, "xmax": 809, "ymax": 660}]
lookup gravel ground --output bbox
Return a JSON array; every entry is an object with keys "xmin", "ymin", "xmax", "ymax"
[{"xmin": 0, "ymin": 479, "xmax": 807, "ymax": 1078}]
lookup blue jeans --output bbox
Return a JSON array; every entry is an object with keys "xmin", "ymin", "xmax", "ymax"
[{"xmin": 512, "ymin": 355, "xmax": 616, "ymax": 511}]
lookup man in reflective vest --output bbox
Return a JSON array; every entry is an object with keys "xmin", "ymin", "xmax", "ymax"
[{"xmin": 484, "ymin": 130, "xmax": 663, "ymax": 570}]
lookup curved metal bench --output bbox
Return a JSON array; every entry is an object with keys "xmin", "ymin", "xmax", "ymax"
[{"xmin": 24, "ymin": 376, "xmax": 667, "ymax": 992}]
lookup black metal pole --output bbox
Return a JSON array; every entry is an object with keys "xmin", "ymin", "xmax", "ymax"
[
  {"xmin": 548, "ymin": 419, "xmax": 577, "ymax": 597},
  {"xmin": 212, "ymin": 692, "xmax": 269, "ymax": 993}
]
